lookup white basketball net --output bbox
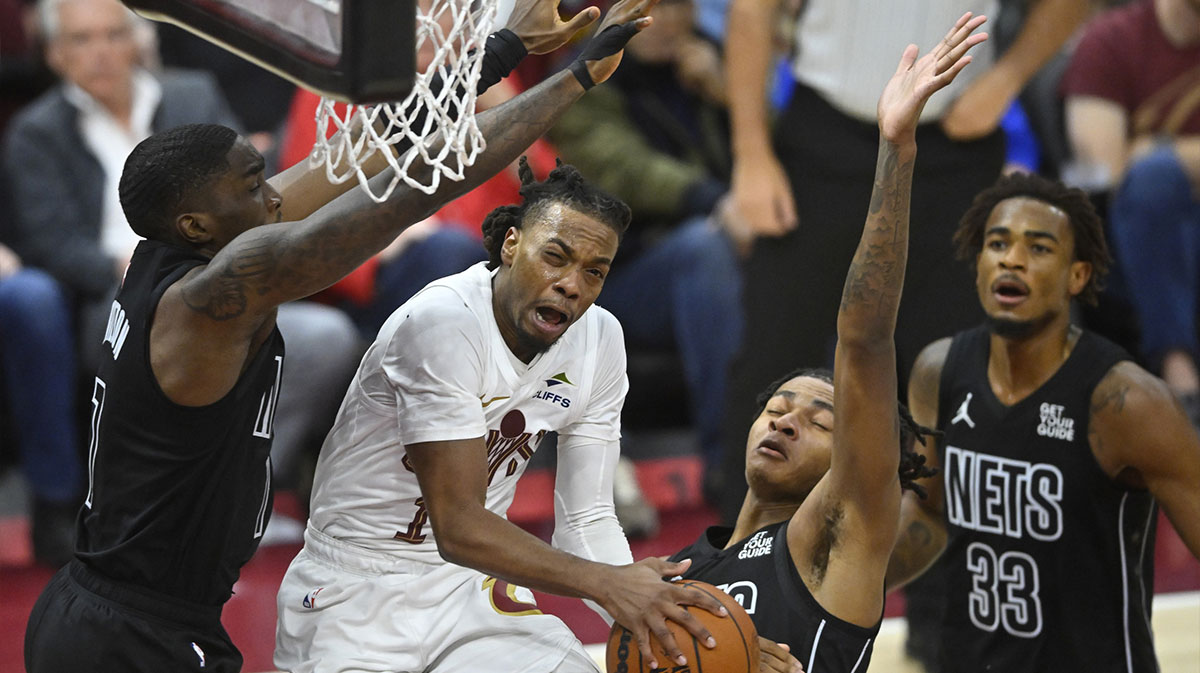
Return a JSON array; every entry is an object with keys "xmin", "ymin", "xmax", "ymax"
[{"xmin": 311, "ymin": 0, "xmax": 500, "ymax": 202}]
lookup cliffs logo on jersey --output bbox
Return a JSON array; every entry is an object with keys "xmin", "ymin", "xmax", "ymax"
[
  {"xmin": 945, "ymin": 445, "xmax": 1063, "ymax": 541},
  {"xmin": 737, "ymin": 530, "xmax": 773, "ymax": 560},
  {"xmin": 485, "ymin": 410, "xmax": 547, "ymax": 483},
  {"xmin": 1036, "ymin": 402, "xmax": 1075, "ymax": 441},
  {"xmin": 533, "ymin": 371, "xmax": 573, "ymax": 408}
]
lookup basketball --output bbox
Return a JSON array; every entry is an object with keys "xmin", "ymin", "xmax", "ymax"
[{"xmin": 605, "ymin": 580, "xmax": 759, "ymax": 673}]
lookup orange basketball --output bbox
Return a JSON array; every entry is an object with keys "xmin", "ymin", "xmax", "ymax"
[{"xmin": 605, "ymin": 579, "xmax": 759, "ymax": 673}]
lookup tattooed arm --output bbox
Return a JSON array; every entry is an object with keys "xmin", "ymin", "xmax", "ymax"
[
  {"xmin": 788, "ymin": 15, "xmax": 987, "ymax": 627},
  {"xmin": 150, "ymin": 0, "xmax": 658, "ymax": 406},
  {"xmin": 1090, "ymin": 361, "xmax": 1200, "ymax": 560},
  {"xmin": 886, "ymin": 338, "xmax": 951, "ymax": 591}
]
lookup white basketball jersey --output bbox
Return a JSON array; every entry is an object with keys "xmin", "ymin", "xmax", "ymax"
[{"xmin": 308, "ymin": 263, "xmax": 628, "ymax": 560}]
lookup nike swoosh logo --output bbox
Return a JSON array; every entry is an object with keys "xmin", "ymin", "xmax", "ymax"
[{"xmin": 480, "ymin": 395, "xmax": 510, "ymax": 408}]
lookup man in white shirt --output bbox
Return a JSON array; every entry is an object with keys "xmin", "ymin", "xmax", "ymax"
[{"xmin": 276, "ymin": 159, "xmax": 727, "ymax": 673}]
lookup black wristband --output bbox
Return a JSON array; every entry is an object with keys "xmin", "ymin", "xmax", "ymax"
[
  {"xmin": 569, "ymin": 59, "xmax": 595, "ymax": 91},
  {"xmin": 576, "ymin": 22, "xmax": 640, "ymax": 63},
  {"xmin": 567, "ymin": 22, "xmax": 641, "ymax": 91},
  {"xmin": 477, "ymin": 28, "xmax": 528, "ymax": 95}
]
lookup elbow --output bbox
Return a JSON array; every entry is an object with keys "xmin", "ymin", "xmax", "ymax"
[
  {"xmin": 427, "ymin": 508, "xmax": 483, "ymax": 567},
  {"xmin": 837, "ymin": 312, "xmax": 898, "ymax": 348},
  {"xmin": 835, "ymin": 330, "xmax": 895, "ymax": 355},
  {"xmin": 435, "ymin": 540, "xmax": 466, "ymax": 566}
]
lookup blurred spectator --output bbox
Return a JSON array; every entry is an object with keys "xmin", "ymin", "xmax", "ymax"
[
  {"xmin": 548, "ymin": 0, "xmax": 746, "ymax": 499},
  {"xmin": 156, "ymin": 23, "xmax": 295, "ymax": 170},
  {"xmin": 0, "ymin": 239, "xmax": 81, "ymax": 567},
  {"xmin": 0, "ymin": 0, "xmax": 55, "ymax": 136},
  {"xmin": 1, "ymin": 0, "xmax": 364, "ymax": 537},
  {"xmin": 1062, "ymin": 0, "xmax": 1200, "ymax": 423},
  {"xmin": 4, "ymin": 0, "xmax": 240, "ymax": 356}
]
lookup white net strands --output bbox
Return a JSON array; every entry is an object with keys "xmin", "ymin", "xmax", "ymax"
[{"xmin": 312, "ymin": 0, "xmax": 499, "ymax": 201}]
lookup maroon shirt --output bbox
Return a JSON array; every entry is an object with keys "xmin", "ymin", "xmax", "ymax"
[{"xmin": 1062, "ymin": 0, "xmax": 1200, "ymax": 136}]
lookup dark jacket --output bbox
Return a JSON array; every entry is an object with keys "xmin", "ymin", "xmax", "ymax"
[
  {"xmin": 548, "ymin": 54, "xmax": 730, "ymax": 242},
  {"xmin": 2, "ymin": 69, "xmax": 238, "ymax": 299}
]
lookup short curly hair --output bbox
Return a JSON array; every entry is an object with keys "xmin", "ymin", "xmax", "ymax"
[
  {"xmin": 480, "ymin": 157, "xmax": 631, "ymax": 269},
  {"xmin": 119, "ymin": 124, "xmax": 238, "ymax": 243},
  {"xmin": 755, "ymin": 368, "xmax": 939, "ymax": 497},
  {"xmin": 952, "ymin": 172, "xmax": 1111, "ymax": 306}
]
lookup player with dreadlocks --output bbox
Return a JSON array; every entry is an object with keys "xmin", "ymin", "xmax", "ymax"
[
  {"xmin": 276, "ymin": 153, "xmax": 734, "ymax": 673},
  {"xmin": 660, "ymin": 15, "xmax": 987, "ymax": 673}
]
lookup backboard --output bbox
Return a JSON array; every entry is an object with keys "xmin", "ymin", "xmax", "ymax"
[{"xmin": 122, "ymin": 0, "xmax": 415, "ymax": 103}]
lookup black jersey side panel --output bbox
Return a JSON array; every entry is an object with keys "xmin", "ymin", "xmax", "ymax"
[
  {"xmin": 673, "ymin": 521, "xmax": 879, "ymax": 672},
  {"xmin": 76, "ymin": 240, "xmax": 286, "ymax": 606},
  {"xmin": 935, "ymin": 325, "xmax": 1156, "ymax": 673}
]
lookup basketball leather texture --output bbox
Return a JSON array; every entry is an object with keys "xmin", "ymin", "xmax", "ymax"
[{"xmin": 605, "ymin": 579, "xmax": 759, "ymax": 673}]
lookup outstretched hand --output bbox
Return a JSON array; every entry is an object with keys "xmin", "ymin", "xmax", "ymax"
[
  {"xmin": 505, "ymin": 0, "xmax": 601, "ymax": 55},
  {"xmin": 877, "ymin": 12, "xmax": 988, "ymax": 144},
  {"xmin": 575, "ymin": 0, "xmax": 660, "ymax": 86}
]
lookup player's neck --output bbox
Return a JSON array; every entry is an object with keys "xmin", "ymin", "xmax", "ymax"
[
  {"xmin": 987, "ymin": 318, "xmax": 1081, "ymax": 406},
  {"xmin": 727, "ymin": 492, "xmax": 798, "ymax": 549}
]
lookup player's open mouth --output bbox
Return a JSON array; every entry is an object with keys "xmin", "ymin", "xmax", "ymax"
[
  {"xmin": 533, "ymin": 306, "xmax": 569, "ymax": 333},
  {"xmin": 991, "ymin": 277, "xmax": 1029, "ymax": 307}
]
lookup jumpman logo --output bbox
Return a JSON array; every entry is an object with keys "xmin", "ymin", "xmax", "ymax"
[{"xmin": 951, "ymin": 393, "xmax": 975, "ymax": 428}]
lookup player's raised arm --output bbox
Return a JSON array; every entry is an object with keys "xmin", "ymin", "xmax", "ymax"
[
  {"xmin": 828, "ymin": 13, "xmax": 986, "ymax": 518},
  {"xmin": 794, "ymin": 13, "xmax": 986, "ymax": 625}
]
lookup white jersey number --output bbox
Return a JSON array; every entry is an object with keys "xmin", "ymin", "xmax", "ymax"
[{"xmin": 966, "ymin": 541, "xmax": 1043, "ymax": 638}]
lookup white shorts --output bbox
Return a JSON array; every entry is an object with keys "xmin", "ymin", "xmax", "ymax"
[{"xmin": 275, "ymin": 525, "xmax": 599, "ymax": 673}]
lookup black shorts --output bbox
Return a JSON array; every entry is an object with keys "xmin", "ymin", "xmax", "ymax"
[{"xmin": 25, "ymin": 561, "xmax": 242, "ymax": 673}]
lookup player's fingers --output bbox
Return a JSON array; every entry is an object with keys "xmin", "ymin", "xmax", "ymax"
[
  {"xmin": 932, "ymin": 54, "xmax": 974, "ymax": 90},
  {"xmin": 937, "ymin": 30, "xmax": 987, "ymax": 74},
  {"xmin": 647, "ymin": 616, "xmax": 690, "ymax": 667},
  {"xmin": 673, "ymin": 584, "xmax": 728, "ymax": 620},
  {"xmin": 652, "ymin": 557, "xmax": 691, "ymax": 577},
  {"xmin": 939, "ymin": 14, "xmax": 987, "ymax": 64},
  {"xmin": 758, "ymin": 638, "xmax": 787, "ymax": 667},
  {"xmin": 896, "ymin": 43, "xmax": 919, "ymax": 73},
  {"xmin": 932, "ymin": 12, "xmax": 971, "ymax": 59},
  {"xmin": 562, "ymin": 6, "xmax": 600, "ymax": 34},
  {"xmin": 632, "ymin": 626, "xmax": 660, "ymax": 671},
  {"xmin": 664, "ymin": 602, "xmax": 718, "ymax": 649}
]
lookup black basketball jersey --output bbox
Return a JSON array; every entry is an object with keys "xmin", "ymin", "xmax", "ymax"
[
  {"xmin": 936, "ymin": 325, "xmax": 1157, "ymax": 672},
  {"xmin": 76, "ymin": 239, "xmax": 285, "ymax": 607},
  {"xmin": 672, "ymin": 520, "xmax": 880, "ymax": 673}
]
